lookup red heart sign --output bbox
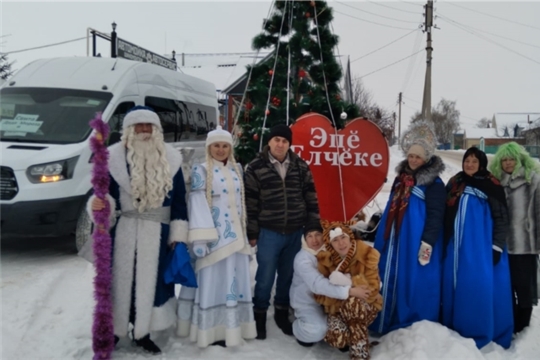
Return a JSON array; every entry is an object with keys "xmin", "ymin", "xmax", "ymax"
[{"xmin": 290, "ymin": 112, "xmax": 389, "ymax": 221}]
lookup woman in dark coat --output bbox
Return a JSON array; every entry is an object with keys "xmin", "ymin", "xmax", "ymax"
[{"xmin": 442, "ymin": 147, "xmax": 513, "ymax": 349}]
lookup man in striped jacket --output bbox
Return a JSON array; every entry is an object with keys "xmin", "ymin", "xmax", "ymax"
[{"xmin": 244, "ymin": 124, "xmax": 320, "ymax": 340}]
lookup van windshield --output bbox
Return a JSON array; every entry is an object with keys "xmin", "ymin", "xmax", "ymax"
[{"xmin": 0, "ymin": 87, "xmax": 112, "ymax": 144}]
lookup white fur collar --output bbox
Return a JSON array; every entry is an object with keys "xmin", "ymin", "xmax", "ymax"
[
  {"xmin": 108, "ymin": 142, "xmax": 183, "ymax": 194},
  {"xmin": 301, "ymin": 236, "xmax": 323, "ymax": 256}
]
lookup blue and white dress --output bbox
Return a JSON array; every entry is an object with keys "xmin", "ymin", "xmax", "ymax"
[{"xmin": 177, "ymin": 160, "xmax": 256, "ymax": 347}]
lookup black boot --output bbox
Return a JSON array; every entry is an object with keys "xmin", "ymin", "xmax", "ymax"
[
  {"xmin": 514, "ymin": 306, "xmax": 533, "ymax": 334},
  {"xmin": 296, "ymin": 339, "xmax": 314, "ymax": 347},
  {"xmin": 134, "ymin": 334, "xmax": 161, "ymax": 355},
  {"xmin": 114, "ymin": 335, "xmax": 120, "ymax": 346},
  {"xmin": 274, "ymin": 307, "xmax": 293, "ymax": 336},
  {"xmin": 254, "ymin": 310, "xmax": 267, "ymax": 340},
  {"xmin": 211, "ymin": 340, "xmax": 226, "ymax": 347},
  {"xmin": 338, "ymin": 345, "xmax": 350, "ymax": 353}
]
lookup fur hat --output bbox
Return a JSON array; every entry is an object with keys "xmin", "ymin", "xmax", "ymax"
[
  {"xmin": 268, "ymin": 124, "xmax": 292, "ymax": 144},
  {"xmin": 304, "ymin": 222, "xmax": 323, "ymax": 238},
  {"xmin": 206, "ymin": 125, "xmax": 233, "ymax": 148},
  {"xmin": 401, "ymin": 121, "xmax": 436, "ymax": 161},
  {"xmin": 122, "ymin": 106, "xmax": 162, "ymax": 131}
]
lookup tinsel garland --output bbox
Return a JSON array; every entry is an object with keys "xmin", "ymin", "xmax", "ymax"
[{"xmin": 89, "ymin": 113, "xmax": 114, "ymax": 360}]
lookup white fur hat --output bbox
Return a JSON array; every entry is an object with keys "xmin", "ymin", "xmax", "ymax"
[
  {"xmin": 122, "ymin": 107, "xmax": 162, "ymax": 131},
  {"xmin": 329, "ymin": 227, "xmax": 349, "ymax": 242},
  {"xmin": 206, "ymin": 125, "xmax": 233, "ymax": 147}
]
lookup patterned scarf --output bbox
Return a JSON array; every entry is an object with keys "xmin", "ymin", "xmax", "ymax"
[
  {"xmin": 383, "ymin": 172, "xmax": 416, "ymax": 240},
  {"xmin": 444, "ymin": 170, "xmax": 507, "ymax": 243}
]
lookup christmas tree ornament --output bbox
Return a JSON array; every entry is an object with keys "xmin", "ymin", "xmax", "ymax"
[
  {"xmin": 265, "ymin": 109, "xmax": 270, "ymax": 115},
  {"xmin": 298, "ymin": 69, "xmax": 306, "ymax": 78},
  {"xmin": 305, "ymin": 12, "xmax": 311, "ymax": 18},
  {"xmin": 340, "ymin": 111, "xmax": 348, "ymax": 120},
  {"xmin": 253, "ymin": 133, "xmax": 259, "ymax": 141},
  {"xmin": 310, "ymin": 1, "xmax": 316, "ymax": 6},
  {"xmin": 245, "ymin": 101, "xmax": 253, "ymax": 110},
  {"xmin": 268, "ymin": 69, "xmax": 274, "ymax": 76}
]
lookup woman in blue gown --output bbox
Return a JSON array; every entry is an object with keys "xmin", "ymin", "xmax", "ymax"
[
  {"xmin": 442, "ymin": 147, "xmax": 513, "ymax": 349},
  {"xmin": 370, "ymin": 122, "xmax": 446, "ymax": 335}
]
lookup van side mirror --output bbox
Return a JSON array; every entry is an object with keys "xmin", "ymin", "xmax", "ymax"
[{"xmin": 108, "ymin": 132, "xmax": 121, "ymax": 146}]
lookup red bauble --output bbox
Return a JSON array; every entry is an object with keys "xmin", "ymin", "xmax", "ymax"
[
  {"xmin": 253, "ymin": 133, "xmax": 259, "ymax": 141},
  {"xmin": 245, "ymin": 101, "xmax": 253, "ymax": 110},
  {"xmin": 271, "ymin": 96, "xmax": 281, "ymax": 106},
  {"xmin": 265, "ymin": 109, "xmax": 270, "ymax": 115},
  {"xmin": 310, "ymin": 1, "xmax": 315, "ymax": 6},
  {"xmin": 298, "ymin": 69, "xmax": 306, "ymax": 78},
  {"xmin": 305, "ymin": 12, "xmax": 311, "ymax": 18},
  {"xmin": 268, "ymin": 69, "xmax": 274, "ymax": 76}
]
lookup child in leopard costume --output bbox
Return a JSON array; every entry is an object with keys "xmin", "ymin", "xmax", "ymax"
[{"xmin": 315, "ymin": 220, "xmax": 383, "ymax": 360}]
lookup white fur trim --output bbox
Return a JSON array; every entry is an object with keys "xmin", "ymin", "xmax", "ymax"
[
  {"xmin": 329, "ymin": 227, "xmax": 346, "ymax": 242},
  {"xmin": 169, "ymin": 219, "xmax": 189, "ymax": 244},
  {"xmin": 122, "ymin": 109, "xmax": 162, "ymax": 131},
  {"xmin": 86, "ymin": 194, "xmax": 116, "ymax": 227},
  {"xmin": 112, "ymin": 185, "xmax": 162, "ymax": 338},
  {"xmin": 149, "ymin": 297, "xmax": 177, "ymax": 333},
  {"xmin": 205, "ymin": 125, "xmax": 233, "ymax": 147},
  {"xmin": 177, "ymin": 318, "xmax": 192, "ymax": 338},
  {"xmin": 188, "ymin": 228, "xmax": 219, "ymax": 243},
  {"xmin": 108, "ymin": 142, "xmax": 182, "ymax": 196},
  {"xmin": 188, "ymin": 321, "xmax": 257, "ymax": 348},
  {"xmin": 301, "ymin": 235, "xmax": 322, "ymax": 256}
]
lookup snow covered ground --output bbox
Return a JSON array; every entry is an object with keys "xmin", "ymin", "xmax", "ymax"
[{"xmin": 2, "ymin": 146, "xmax": 539, "ymax": 359}]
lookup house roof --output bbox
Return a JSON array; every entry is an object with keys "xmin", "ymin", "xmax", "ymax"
[
  {"xmin": 465, "ymin": 128, "xmax": 498, "ymax": 139},
  {"xmin": 176, "ymin": 53, "xmax": 269, "ymax": 96},
  {"xmin": 494, "ymin": 112, "xmax": 540, "ymax": 135}
]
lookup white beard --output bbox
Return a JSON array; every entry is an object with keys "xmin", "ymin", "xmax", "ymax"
[{"xmin": 123, "ymin": 127, "xmax": 173, "ymax": 213}]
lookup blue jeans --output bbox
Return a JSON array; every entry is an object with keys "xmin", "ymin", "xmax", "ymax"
[{"xmin": 253, "ymin": 227, "xmax": 303, "ymax": 311}]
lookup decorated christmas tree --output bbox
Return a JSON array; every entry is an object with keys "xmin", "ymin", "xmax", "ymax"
[{"xmin": 235, "ymin": 0, "xmax": 360, "ymax": 164}]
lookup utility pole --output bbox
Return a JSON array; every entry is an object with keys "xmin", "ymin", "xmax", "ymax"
[
  {"xmin": 421, "ymin": 0, "xmax": 434, "ymax": 121},
  {"xmin": 398, "ymin": 92, "xmax": 403, "ymax": 140}
]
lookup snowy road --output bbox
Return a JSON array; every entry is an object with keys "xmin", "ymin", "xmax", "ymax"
[{"xmin": 2, "ymin": 146, "xmax": 540, "ymax": 359}]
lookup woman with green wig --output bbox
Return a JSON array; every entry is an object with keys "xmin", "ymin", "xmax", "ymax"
[{"xmin": 490, "ymin": 141, "xmax": 540, "ymax": 334}]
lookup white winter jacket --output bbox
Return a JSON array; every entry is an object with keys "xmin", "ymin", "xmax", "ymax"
[{"xmin": 290, "ymin": 245, "xmax": 350, "ymax": 318}]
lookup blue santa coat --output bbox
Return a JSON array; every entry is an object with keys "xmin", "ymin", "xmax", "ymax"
[
  {"xmin": 441, "ymin": 186, "xmax": 513, "ymax": 349},
  {"xmin": 370, "ymin": 180, "xmax": 444, "ymax": 335},
  {"xmin": 104, "ymin": 142, "xmax": 189, "ymax": 339}
]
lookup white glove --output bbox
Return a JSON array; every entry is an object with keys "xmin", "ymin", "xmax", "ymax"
[
  {"xmin": 193, "ymin": 243, "xmax": 209, "ymax": 258},
  {"xmin": 329, "ymin": 271, "xmax": 352, "ymax": 286},
  {"xmin": 418, "ymin": 241, "xmax": 432, "ymax": 266}
]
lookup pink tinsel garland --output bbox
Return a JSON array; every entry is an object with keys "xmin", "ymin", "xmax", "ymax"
[{"xmin": 89, "ymin": 113, "xmax": 114, "ymax": 360}]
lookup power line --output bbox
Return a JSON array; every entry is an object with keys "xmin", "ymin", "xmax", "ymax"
[
  {"xmin": 351, "ymin": 28, "xmax": 420, "ymax": 63},
  {"xmin": 356, "ymin": 49, "xmax": 424, "ymax": 80},
  {"xmin": 334, "ymin": 1, "xmax": 422, "ymax": 24},
  {"xmin": 400, "ymin": 0, "xmax": 423, "ymax": 7},
  {"xmin": 446, "ymin": 2, "xmax": 540, "ymax": 31},
  {"xmin": 436, "ymin": 12, "xmax": 540, "ymax": 49},
  {"xmin": 438, "ymin": 15, "xmax": 540, "ymax": 66},
  {"xmin": 2, "ymin": 37, "xmax": 86, "ymax": 55},
  {"xmin": 333, "ymin": 9, "xmax": 418, "ymax": 31},
  {"xmin": 366, "ymin": 0, "xmax": 421, "ymax": 15}
]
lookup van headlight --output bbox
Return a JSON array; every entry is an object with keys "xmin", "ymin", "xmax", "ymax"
[{"xmin": 26, "ymin": 156, "xmax": 79, "ymax": 183}]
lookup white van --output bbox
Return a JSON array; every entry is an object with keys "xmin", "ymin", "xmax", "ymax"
[{"xmin": 0, "ymin": 57, "xmax": 218, "ymax": 248}]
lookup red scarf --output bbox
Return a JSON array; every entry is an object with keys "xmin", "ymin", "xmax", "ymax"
[{"xmin": 384, "ymin": 172, "xmax": 415, "ymax": 240}]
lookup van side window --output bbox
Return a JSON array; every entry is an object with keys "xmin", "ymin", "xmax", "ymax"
[
  {"xmin": 145, "ymin": 96, "xmax": 217, "ymax": 142},
  {"xmin": 108, "ymin": 101, "xmax": 135, "ymax": 134}
]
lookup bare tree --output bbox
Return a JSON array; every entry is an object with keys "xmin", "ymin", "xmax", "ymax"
[
  {"xmin": 351, "ymin": 78, "xmax": 374, "ymax": 117},
  {"xmin": 0, "ymin": 54, "xmax": 14, "ymax": 80},
  {"xmin": 350, "ymin": 78, "xmax": 395, "ymax": 143},
  {"xmin": 475, "ymin": 117, "xmax": 491, "ymax": 128},
  {"xmin": 410, "ymin": 98, "xmax": 461, "ymax": 144}
]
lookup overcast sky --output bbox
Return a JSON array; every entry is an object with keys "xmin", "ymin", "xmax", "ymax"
[{"xmin": 2, "ymin": 1, "xmax": 539, "ymax": 131}]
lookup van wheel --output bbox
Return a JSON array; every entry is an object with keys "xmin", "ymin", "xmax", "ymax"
[{"xmin": 75, "ymin": 209, "xmax": 93, "ymax": 251}]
